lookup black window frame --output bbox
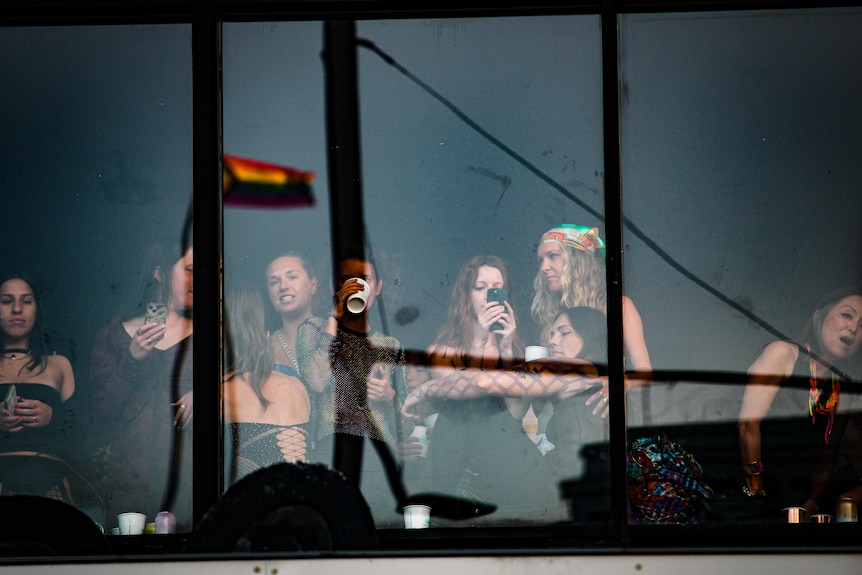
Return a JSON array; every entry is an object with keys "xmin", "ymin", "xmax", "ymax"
[{"xmin": 3, "ymin": 0, "xmax": 862, "ymax": 555}]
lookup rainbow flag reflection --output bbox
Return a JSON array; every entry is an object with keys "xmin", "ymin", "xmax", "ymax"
[{"xmin": 223, "ymin": 154, "xmax": 315, "ymax": 208}]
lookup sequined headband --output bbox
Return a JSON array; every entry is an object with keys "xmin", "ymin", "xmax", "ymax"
[{"xmin": 539, "ymin": 224, "xmax": 606, "ymax": 260}]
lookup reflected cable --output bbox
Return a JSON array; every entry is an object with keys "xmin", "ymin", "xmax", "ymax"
[{"xmin": 356, "ymin": 38, "xmax": 852, "ymax": 382}]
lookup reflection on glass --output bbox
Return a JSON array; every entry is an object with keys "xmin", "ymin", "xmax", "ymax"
[
  {"xmin": 223, "ymin": 283, "xmax": 311, "ymax": 486},
  {"xmin": 90, "ymin": 240, "xmax": 194, "ymax": 530},
  {"xmin": 0, "ymin": 24, "xmax": 193, "ymax": 534},
  {"xmin": 224, "ymin": 16, "xmax": 607, "ymax": 526},
  {"xmin": 357, "ymin": 17, "xmax": 608, "ymax": 526},
  {"xmin": 620, "ymin": 9, "xmax": 862, "ymax": 524}
]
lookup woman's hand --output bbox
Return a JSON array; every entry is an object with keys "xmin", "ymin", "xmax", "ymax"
[
  {"xmin": 476, "ymin": 300, "xmax": 509, "ymax": 338},
  {"xmin": 130, "ymin": 321, "xmax": 167, "ymax": 360},
  {"xmin": 14, "ymin": 398, "xmax": 53, "ymax": 429},
  {"xmin": 0, "ymin": 404, "xmax": 23, "ymax": 432},
  {"xmin": 584, "ymin": 376, "xmax": 611, "ymax": 419},
  {"xmin": 402, "ymin": 391, "xmax": 425, "ymax": 421},
  {"xmin": 333, "ymin": 278, "xmax": 366, "ymax": 320},
  {"xmin": 398, "ymin": 436, "xmax": 428, "ymax": 461},
  {"xmin": 367, "ymin": 363, "xmax": 395, "ymax": 403},
  {"xmin": 493, "ymin": 301, "xmax": 517, "ymax": 342},
  {"xmin": 172, "ymin": 390, "xmax": 193, "ymax": 430},
  {"xmin": 556, "ymin": 376, "xmax": 602, "ymax": 401}
]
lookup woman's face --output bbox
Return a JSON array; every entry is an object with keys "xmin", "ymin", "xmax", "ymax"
[
  {"xmin": 537, "ymin": 242, "xmax": 564, "ymax": 293},
  {"xmin": 549, "ymin": 313, "xmax": 584, "ymax": 359},
  {"xmin": 0, "ymin": 279, "xmax": 36, "ymax": 342},
  {"xmin": 470, "ymin": 265, "xmax": 505, "ymax": 317},
  {"xmin": 267, "ymin": 256, "xmax": 317, "ymax": 319},
  {"xmin": 819, "ymin": 295, "xmax": 862, "ymax": 361},
  {"xmin": 169, "ymin": 247, "xmax": 194, "ymax": 311}
]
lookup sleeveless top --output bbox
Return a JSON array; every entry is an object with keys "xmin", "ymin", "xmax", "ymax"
[{"xmin": 0, "ymin": 383, "xmax": 66, "ymax": 455}]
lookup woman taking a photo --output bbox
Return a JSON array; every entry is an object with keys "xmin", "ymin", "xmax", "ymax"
[{"xmin": 89, "ymin": 238, "xmax": 194, "ymax": 530}]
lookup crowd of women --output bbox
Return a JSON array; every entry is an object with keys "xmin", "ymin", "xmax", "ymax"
[{"xmin": 0, "ymin": 223, "xmax": 860, "ymax": 530}]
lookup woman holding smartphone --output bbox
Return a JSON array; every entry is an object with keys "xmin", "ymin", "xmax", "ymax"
[
  {"xmin": 0, "ymin": 273, "xmax": 76, "ymax": 502},
  {"xmin": 423, "ymin": 256, "xmax": 539, "ymax": 512},
  {"xmin": 89, "ymin": 238, "xmax": 194, "ymax": 531},
  {"xmin": 427, "ymin": 255, "xmax": 522, "ymax": 375}
]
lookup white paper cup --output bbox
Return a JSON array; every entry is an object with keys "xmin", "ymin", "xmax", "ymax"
[
  {"xmin": 403, "ymin": 504, "xmax": 431, "ymax": 529},
  {"xmin": 525, "ymin": 345, "xmax": 550, "ymax": 362},
  {"xmin": 117, "ymin": 512, "xmax": 147, "ymax": 535},
  {"xmin": 410, "ymin": 425, "xmax": 429, "ymax": 458},
  {"xmin": 346, "ymin": 278, "xmax": 371, "ymax": 314}
]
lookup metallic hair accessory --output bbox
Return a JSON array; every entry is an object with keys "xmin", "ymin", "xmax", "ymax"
[{"xmin": 539, "ymin": 224, "xmax": 606, "ymax": 261}]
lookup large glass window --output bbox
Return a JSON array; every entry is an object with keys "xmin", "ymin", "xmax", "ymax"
[
  {"xmin": 620, "ymin": 8, "xmax": 862, "ymax": 525},
  {"xmin": 0, "ymin": 25, "xmax": 193, "ymax": 536},
  {"xmin": 222, "ymin": 16, "xmax": 606, "ymax": 528}
]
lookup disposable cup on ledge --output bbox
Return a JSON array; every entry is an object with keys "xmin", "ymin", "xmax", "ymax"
[
  {"xmin": 117, "ymin": 512, "xmax": 147, "ymax": 535},
  {"xmin": 782, "ymin": 506, "xmax": 807, "ymax": 524},
  {"xmin": 403, "ymin": 504, "xmax": 431, "ymax": 529}
]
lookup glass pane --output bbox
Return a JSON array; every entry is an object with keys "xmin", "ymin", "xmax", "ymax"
[
  {"xmin": 357, "ymin": 16, "xmax": 606, "ymax": 527},
  {"xmin": 0, "ymin": 24, "xmax": 193, "ymax": 539},
  {"xmin": 220, "ymin": 19, "xmax": 331, "ymax": 490},
  {"xmin": 620, "ymin": 8, "xmax": 862, "ymax": 525},
  {"xmin": 221, "ymin": 16, "xmax": 608, "ymax": 531}
]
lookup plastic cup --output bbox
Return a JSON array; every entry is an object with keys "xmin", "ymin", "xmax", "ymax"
[
  {"xmin": 403, "ymin": 504, "xmax": 431, "ymax": 529},
  {"xmin": 117, "ymin": 512, "xmax": 147, "ymax": 535},
  {"xmin": 346, "ymin": 278, "xmax": 371, "ymax": 314},
  {"xmin": 525, "ymin": 345, "xmax": 550, "ymax": 362}
]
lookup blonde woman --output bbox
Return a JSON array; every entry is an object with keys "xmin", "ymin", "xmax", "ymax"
[{"xmin": 532, "ymin": 224, "xmax": 651, "ymax": 400}]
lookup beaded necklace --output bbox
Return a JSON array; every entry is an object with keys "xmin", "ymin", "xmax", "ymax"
[
  {"xmin": 807, "ymin": 345, "xmax": 839, "ymax": 445},
  {"xmin": 274, "ymin": 329, "xmax": 300, "ymax": 370}
]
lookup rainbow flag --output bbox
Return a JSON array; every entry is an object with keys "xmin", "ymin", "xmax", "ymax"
[{"xmin": 223, "ymin": 154, "xmax": 315, "ymax": 208}]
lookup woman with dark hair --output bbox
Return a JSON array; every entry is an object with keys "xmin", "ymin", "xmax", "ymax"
[
  {"xmin": 0, "ymin": 274, "xmax": 76, "ymax": 502},
  {"xmin": 738, "ymin": 287, "xmax": 862, "ymax": 515},
  {"xmin": 89, "ymin": 238, "xmax": 194, "ymax": 530},
  {"xmin": 223, "ymin": 283, "xmax": 310, "ymax": 485}
]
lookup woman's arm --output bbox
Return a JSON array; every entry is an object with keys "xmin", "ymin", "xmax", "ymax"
[
  {"xmin": 89, "ymin": 324, "xmax": 148, "ymax": 428},
  {"xmin": 402, "ymin": 360, "xmax": 599, "ymax": 420},
  {"xmin": 737, "ymin": 340, "xmax": 797, "ymax": 495},
  {"xmin": 622, "ymin": 296, "xmax": 652, "ymax": 385},
  {"xmin": 296, "ymin": 317, "xmax": 338, "ymax": 394}
]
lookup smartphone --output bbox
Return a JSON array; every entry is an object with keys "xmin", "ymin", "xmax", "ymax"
[
  {"xmin": 486, "ymin": 288, "xmax": 508, "ymax": 331},
  {"xmin": 145, "ymin": 302, "xmax": 168, "ymax": 325},
  {"xmin": 4, "ymin": 384, "xmax": 17, "ymax": 416}
]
